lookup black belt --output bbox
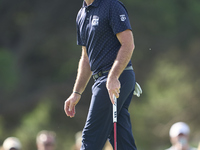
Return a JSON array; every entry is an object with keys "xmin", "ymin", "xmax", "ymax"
[{"xmin": 92, "ymin": 66, "xmax": 133, "ymax": 80}]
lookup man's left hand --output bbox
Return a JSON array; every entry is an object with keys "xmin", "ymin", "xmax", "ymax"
[{"xmin": 106, "ymin": 76, "xmax": 121, "ymax": 104}]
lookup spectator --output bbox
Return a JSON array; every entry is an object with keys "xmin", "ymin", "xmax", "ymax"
[
  {"xmin": 70, "ymin": 131, "xmax": 113, "ymax": 150},
  {"xmin": 70, "ymin": 131, "xmax": 82, "ymax": 150},
  {"xmin": 166, "ymin": 122, "xmax": 197, "ymax": 150},
  {"xmin": 36, "ymin": 130, "xmax": 56, "ymax": 150},
  {"xmin": 2, "ymin": 137, "xmax": 21, "ymax": 150}
]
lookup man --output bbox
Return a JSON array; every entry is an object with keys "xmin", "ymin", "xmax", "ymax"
[
  {"xmin": 64, "ymin": 0, "xmax": 137, "ymax": 149},
  {"xmin": 2, "ymin": 137, "xmax": 21, "ymax": 150},
  {"xmin": 36, "ymin": 130, "xmax": 56, "ymax": 150},
  {"xmin": 166, "ymin": 122, "xmax": 197, "ymax": 150}
]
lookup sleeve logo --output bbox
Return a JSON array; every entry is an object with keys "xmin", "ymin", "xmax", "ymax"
[
  {"xmin": 120, "ymin": 14, "xmax": 126, "ymax": 21},
  {"xmin": 92, "ymin": 15, "xmax": 99, "ymax": 26}
]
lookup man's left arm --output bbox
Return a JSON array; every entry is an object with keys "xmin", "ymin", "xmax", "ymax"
[{"xmin": 106, "ymin": 29, "xmax": 135, "ymax": 104}]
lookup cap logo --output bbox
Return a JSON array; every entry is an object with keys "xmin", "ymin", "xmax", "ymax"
[{"xmin": 120, "ymin": 14, "xmax": 126, "ymax": 21}]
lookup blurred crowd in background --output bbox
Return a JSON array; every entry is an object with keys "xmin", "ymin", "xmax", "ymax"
[
  {"xmin": 0, "ymin": 130, "xmax": 56, "ymax": 150},
  {"xmin": 0, "ymin": 122, "xmax": 200, "ymax": 150}
]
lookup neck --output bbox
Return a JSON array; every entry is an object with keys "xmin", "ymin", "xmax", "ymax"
[{"xmin": 85, "ymin": 0, "xmax": 94, "ymax": 6}]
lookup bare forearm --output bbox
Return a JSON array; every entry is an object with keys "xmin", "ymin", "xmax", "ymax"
[
  {"xmin": 108, "ymin": 30, "xmax": 134, "ymax": 79},
  {"xmin": 109, "ymin": 45, "xmax": 134, "ymax": 79},
  {"xmin": 73, "ymin": 48, "xmax": 92, "ymax": 94},
  {"xmin": 64, "ymin": 47, "xmax": 91, "ymax": 118},
  {"xmin": 106, "ymin": 30, "xmax": 134, "ymax": 103}
]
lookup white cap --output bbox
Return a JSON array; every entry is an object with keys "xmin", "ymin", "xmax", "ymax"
[
  {"xmin": 169, "ymin": 122, "xmax": 190, "ymax": 137},
  {"xmin": 3, "ymin": 137, "xmax": 21, "ymax": 150}
]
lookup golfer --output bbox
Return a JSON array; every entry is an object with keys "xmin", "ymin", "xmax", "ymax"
[{"xmin": 64, "ymin": 0, "xmax": 137, "ymax": 149}]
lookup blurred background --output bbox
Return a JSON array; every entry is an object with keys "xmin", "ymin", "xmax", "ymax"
[{"xmin": 0, "ymin": 0, "xmax": 200, "ymax": 149}]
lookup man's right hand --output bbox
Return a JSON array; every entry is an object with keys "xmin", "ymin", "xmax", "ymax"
[{"xmin": 64, "ymin": 93, "xmax": 81, "ymax": 118}]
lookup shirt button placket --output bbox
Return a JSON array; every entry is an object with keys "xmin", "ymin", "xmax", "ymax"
[{"xmin": 86, "ymin": 9, "xmax": 90, "ymax": 21}]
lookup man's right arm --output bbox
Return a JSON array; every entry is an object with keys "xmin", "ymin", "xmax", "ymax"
[
  {"xmin": 64, "ymin": 46, "xmax": 92, "ymax": 118},
  {"xmin": 73, "ymin": 46, "xmax": 92, "ymax": 94}
]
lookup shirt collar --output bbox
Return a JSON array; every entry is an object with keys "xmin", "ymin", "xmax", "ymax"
[{"xmin": 82, "ymin": 0, "xmax": 101, "ymax": 8}]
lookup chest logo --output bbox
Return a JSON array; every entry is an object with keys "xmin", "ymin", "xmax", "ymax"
[
  {"xmin": 92, "ymin": 15, "xmax": 99, "ymax": 26},
  {"xmin": 120, "ymin": 14, "xmax": 126, "ymax": 21}
]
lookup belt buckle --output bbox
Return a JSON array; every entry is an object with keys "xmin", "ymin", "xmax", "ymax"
[
  {"xmin": 93, "ymin": 71, "xmax": 103, "ymax": 80},
  {"xmin": 93, "ymin": 74, "xmax": 99, "ymax": 80},
  {"xmin": 98, "ymin": 71, "xmax": 102, "ymax": 77}
]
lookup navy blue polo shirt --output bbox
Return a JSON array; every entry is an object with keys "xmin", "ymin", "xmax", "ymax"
[{"xmin": 76, "ymin": 0, "xmax": 132, "ymax": 74}]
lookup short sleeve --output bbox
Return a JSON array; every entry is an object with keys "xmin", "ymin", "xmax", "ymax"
[
  {"xmin": 109, "ymin": 0, "xmax": 132, "ymax": 34},
  {"xmin": 76, "ymin": 23, "xmax": 83, "ymax": 45},
  {"xmin": 76, "ymin": 10, "xmax": 84, "ymax": 46}
]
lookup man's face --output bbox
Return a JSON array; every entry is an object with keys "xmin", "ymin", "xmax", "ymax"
[{"xmin": 171, "ymin": 133, "xmax": 189, "ymax": 150}]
